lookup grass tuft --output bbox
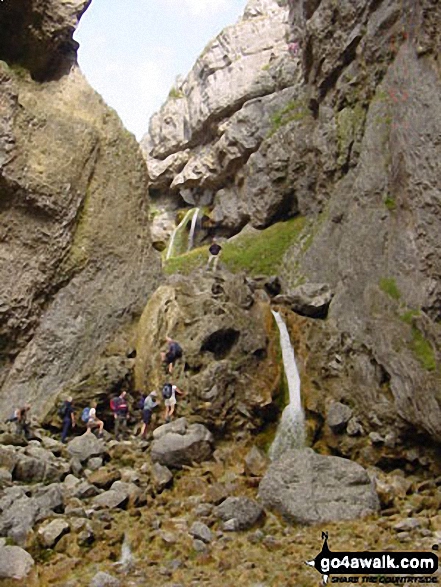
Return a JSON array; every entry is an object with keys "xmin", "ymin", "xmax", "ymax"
[{"xmin": 379, "ymin": 277, "xmax": 401, "ymax": 301}]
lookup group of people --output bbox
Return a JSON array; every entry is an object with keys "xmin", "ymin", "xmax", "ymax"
[{"xmin": 58, "ymin": 336, "xmax": 186, "ymax": 443}]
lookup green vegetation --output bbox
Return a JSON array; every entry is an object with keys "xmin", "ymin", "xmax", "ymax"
[
  {"xmin": 268, "ymin": 99, "xmax": 309, "ymax": 136},
  {"xmin": 399, "ymin": 308, "xmax": 420, "ymax": 325},
  {"xmin": 168, "ymin": 87, "xmax": 184, "ymax": 100},
  {"xmin": 411, "ymin": 327, "xmax": 436, "ymax": 371},
  {"xmin": 379, "ymin": 277, "xmax": 401, "ymax": 301},
  {"xmin": 384, "ymin": 194, "xmax": 396, "ymax": 210},
  {"xmin": 164, "ymin": 216, "xmax": 307, "ymax": 276}
]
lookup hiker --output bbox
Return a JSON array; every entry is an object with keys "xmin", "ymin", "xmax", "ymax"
[
  {"xmin": 83, "ymin": 402, "xmax": 104, "ymax": 438},
  {"xmin": 110, "ymin": 391, "xmax": 129, "ymax": 441},
  {"xmin": 162, "ymin": 382, "xmax": 185, "ymax": 422},
  {"xmin": 206, "ymin": 238, "xmax": 222, "ymax": 271},
  {"xmin": 140, "ymin": 391, "xmax": 160, "ymax": 438},
  {"xmin": 15, "ymin": 404, "xmax": 31, "ymax": 438},
  {"xmin": 160, "ymin": 337, "xmax": 183, "ymax": 374},
  {"xmin": 60, "ymin": 396, "xmax": 76, "ymax": 443}
]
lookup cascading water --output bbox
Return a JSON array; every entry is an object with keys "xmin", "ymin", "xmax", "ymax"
[
  {"xmin": 165, "ymin": 208, "xmax": 194, "ymax": 260},
  {"xmin": 269, "ymin": 310, "xmax": 305, "ymax": 461},
  {"xmin": 187, "ymin": 207, "xmax": 200, "ymax": 251},
  {"xmin": 114, "ymin": 532, "xmax": 134, "ymax": 571}
]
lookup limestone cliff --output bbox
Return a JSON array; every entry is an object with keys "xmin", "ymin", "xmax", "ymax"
[
  {"xmin": 141, "ymin": 0, "xmax": 299, "ymax": 243},
  {"xmin": 145, "ymin": 0, "xmax": 441, "ymax": 467},
  {"xmin": 0, "ymin": 0, "xmax": 161, "ymax": 418}
]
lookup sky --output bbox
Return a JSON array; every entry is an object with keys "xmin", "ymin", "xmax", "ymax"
[{"xmin": 74, "ymin": 0, "xmax": 247, "ymax": 141}]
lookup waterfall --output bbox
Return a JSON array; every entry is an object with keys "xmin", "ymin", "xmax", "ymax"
[
  {"xmin": 165, "ymin": 208, "xmax": 194, "ymax": 260},
  {"xmin": 187, "ymin": 207, "xmax": 200, "ymax": 251},
  {"xmin": 269, "ymin": 310, "xmax": 305, "ymax": 461},
  {"xmin": 114, "ymin": 532, "xmax": 134, "ymax": 571}
]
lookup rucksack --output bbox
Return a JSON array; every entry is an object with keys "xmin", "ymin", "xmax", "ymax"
[
  {"xmin": 58, "ymin": 402, "xmax": 68, "ymax": 418},
  {"xmin": 162, "ymin": 383, "xmax": 173, "ymax": 399},
  {"xmin": 81, "ymin": 407, "xmax": 90, "ymax": 422},
  {"xmin": 170, "ymin": 342, "xmax": 182, "ymax": 358},
  {"xmin": 110, "ymin": 397, "xmax": 120, "ymax": 412}
]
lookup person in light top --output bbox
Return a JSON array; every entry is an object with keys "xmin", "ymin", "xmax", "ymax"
[{"xmin": 84, "ymin": 402, "xmax": 104, "ymax": 438}]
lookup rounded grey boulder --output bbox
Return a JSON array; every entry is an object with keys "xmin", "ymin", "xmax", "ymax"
[{"xmin": 258, "ymin": 448, "xmax": 380, "ymax": 524}]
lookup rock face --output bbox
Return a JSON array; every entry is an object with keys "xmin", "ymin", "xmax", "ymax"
[
  {"xmin": 140, "ymin": 0, "xmax": 441, "ymax": 465},
  {"xmin": 141, "ymin": 0, "xmax": 301, "ymax": 235},
  {"xmin": 258, "ymin": 449, "xmax": 380, "ymax": 524},
  {"xmin": 135, "ymin": 271, "xmax": 281, "ymax": 431},
  {"xmin": 0, "ymin": 0, "xmax": 160, "ymax": 419}
]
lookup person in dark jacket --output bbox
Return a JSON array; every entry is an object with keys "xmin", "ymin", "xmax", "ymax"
[
  {"xmin": 206, "ymin": 238, "xmax": 222, "ymax": 271},
  {"xmin": 61, "ymin": 396, "xmax": 76, "ymax": 443},
  {"xmin": 15, "ymin": 404, "xmax": 31, "ymax": 438},
  {"xmin": 160, "ymin": 337, "xmax": 183, "ymax": 374},
  {"xmin": 111, "ymin": 391, "xmax": 129, "ymax": 441}
]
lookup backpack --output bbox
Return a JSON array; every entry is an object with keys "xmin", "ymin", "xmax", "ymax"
[
  {"xmin": 58, "ymin": 402, "xmax": 68, "ymax": 418},
  {"xmin": 170, "ymin": 342, "xmax": 182, "ymax": 358},
  {"xmin": 110, "ymin": 397, "xmax": 120, "ymax": 412},
  {"xmin": 162, "ymin": 383, "xmax": 173, "ymax": 399},
  {"xmin": 144, "ymin": 395, "xmax": 158, "ymax": 411},
  {"xmin": 81, "ymin": 407, "xmax": 91, "ymax": 422}
]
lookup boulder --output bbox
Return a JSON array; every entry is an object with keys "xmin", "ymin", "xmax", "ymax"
[
  {"xmin": 13, "ymin": 454, "xmax": 63, "ymax": 484},
  {"xmin": 152, "ymin": 463, "xmax": 173, "ymax": 491},
  {"xmin": 244, "ymin": 446, "xmax": 269, "ymax": 477},
  {"xmin": 67, "ymin": 435, "xmax": 106, "ymax": 463},
  {"xmin": 38, "ymin": 519, "xmax": 70, "ymax": 548},
  {"xmin": 88, "ymin": 468, "xmax": 121, "ymax": 490},
  {"xmin": 151, "ymin": 419, "xmax": 214, "ymax": 468},
  {"xmin": 0, "ymin": 545, "xmax": 34, "ymax": 580},
  {"xmin": 0, "ymin": 495, "xmax": 40, "ymax": 545},
  {"xmin": 258, "ymin": 449, "xmax": 380, "ymax": 524},
  {"xmin": 326, "ymin": 402, "xmax": 353, "ymax": 433},
  {"xmin": 88, "ymin": 457, "xmax": 103, "ymax": 471},
  {"xmin": 272, "ymin": 283, "xmax": 334, "ymax": 319},
  {"xmin": 92, "ymin": 490, "xmax": 128, "ymax": 510},
  {"xmin": 0, "ymin": 446, "xmax": 19, "ymax": 472},
  {"xmin": 189, "ymin": 521, "xmax": 212, "ymax": 544},
  {"xmin": 215, "ymin": 496, "xmax": 265, "ymax": 531}
]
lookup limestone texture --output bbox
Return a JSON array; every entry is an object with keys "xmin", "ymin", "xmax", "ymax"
[
  {"xmin": 0, "ymin": 0, "xmax": 161, "ymax": 421},
  {"xmin": 258, "ymin": 449, "xmax": 380, "ymax": 524}
]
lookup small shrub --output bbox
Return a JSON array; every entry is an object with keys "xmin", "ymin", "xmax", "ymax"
[
  {"xmin": 168, "ymin": 87, "xmax": 184, "ymax": 100},
  {"xmin": 411, "ymin": 327, "xmax": 436, "ymax": 371},
  {"xmin": 384, "ymin": 195, "xmax": 396, "ymax": 211}
]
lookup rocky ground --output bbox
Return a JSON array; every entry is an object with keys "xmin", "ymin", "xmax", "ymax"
[{"xmin": 0, "ymin": 417, "xmax": 440, "ymax": 586}]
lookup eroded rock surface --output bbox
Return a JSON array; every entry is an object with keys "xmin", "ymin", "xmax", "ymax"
[{"xmin": 0, "ymin": 0, "xmax": 161, "ymax": 420}]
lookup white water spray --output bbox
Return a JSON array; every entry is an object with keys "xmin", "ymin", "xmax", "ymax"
[
  {"xmin": 114, "ymin": 532, "xmax": 134, "ymax": 571},
  {"xmin": 166, "ymin": 208, "xmax": 194, "ymax": 260},
  {"xmin": 187, "ymin": 207, "xmax": 200, "ymax": 251},
  {"xmin": 269, "ymin": 310, "xmax": 305, "ymax": 461}
]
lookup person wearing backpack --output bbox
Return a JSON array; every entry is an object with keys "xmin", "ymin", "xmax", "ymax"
[
  {"xmin": 162, "ymin": 382, "xmax": 185, "ymax": 423},
  {"xmin": 140, "ymin": 391, "xmax": 160, "ymax": 438},
  {"xmin": 60, "ymin": 396, "xmax": 76, "ymax": 443},
  {"xmin": 83, "ymin": 402, "xmax": 104, "ymax": 438},
  {"xmin": 111, "ymin": 391, "xmax": 129, "ymax": 441},
  {"xmin": 206, "ymin": 237, "xmax": 222, "ymax": 271},
  {"xmin": 160, "ymin": 337, "xmax": 183, "ymax": 374}
]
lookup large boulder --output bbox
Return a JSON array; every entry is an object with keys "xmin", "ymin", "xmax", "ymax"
[
  {"xmin": 37, "ymin": 519, "xmax": 70, "ymax": 548},
  {"xmin": 151, "ymin": 418, "xmax": 214, "ymax": 468},
  {"xmin": 67, "ymin": 435, "xmax": 106, "ymax": 463},
  {"xmin": 0, "ymin": 544, "xmax": 34, "ymax": 580},
  {"xmin": 258, "ymin": 449, "xmax": 380, "ymax": 524}
]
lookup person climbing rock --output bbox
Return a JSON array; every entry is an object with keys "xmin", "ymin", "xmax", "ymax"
[
  {"xmin": 140, "ymin": 391, "xmax": 160, "ymax": 438},
  {"xmin": 162, "ymin": 382, "xmax": 185, "ymax": 423},
  {"xmin": 206, "ymin": 238, "xmax": 222, "ymax": 271},
  {"xmin": 15, "ymin": 404, "xmax": 31, "ymax": 438},
  {"xmin": 160, "ymin": 336, "xmax": 183, "ymax": 374},
  {"xmin": 111, "ymin": 391, "xmax": 129, "ymax": 441},
  {"xmin": 60, "ymin": 396, "xmax": 76, "ymax": 443},
  {"xmin": 84, "ymin": 402, "xmax": 104, "ymax": 438}
]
